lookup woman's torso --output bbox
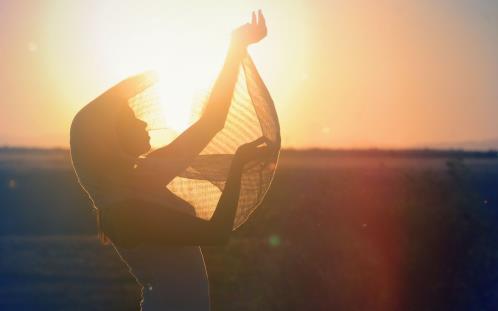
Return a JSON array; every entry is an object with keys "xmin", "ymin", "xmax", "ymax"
[
  {"xmin": 109, "ymin": 184, "xmax": 210, "ymax": 311},
  {"xmin": 115, "ymin": 244, "xmax": 209, "ymax": 311}
]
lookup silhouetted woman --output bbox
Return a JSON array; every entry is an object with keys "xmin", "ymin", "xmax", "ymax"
[{"xmin": 70, "ymin": 11, "xmax": 270, "ymax": 311}]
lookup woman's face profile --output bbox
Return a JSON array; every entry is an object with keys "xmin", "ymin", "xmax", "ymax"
[{"xmin": 116, "ymin": 105, "xmax": 151, "ymax": 157}]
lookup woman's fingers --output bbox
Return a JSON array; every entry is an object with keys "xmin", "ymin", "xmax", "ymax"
[
  {"xmin": 232, "ymin": 10, "xmax": 267, "ymax": 47},
  {"xmin": 247, "ymin": 136, "xmax": 267, "ymax": 148},
  {"xmin": 252, "ymin": 137, "xmax": 272, "ymax": 148},
  {"xmin": 251, "ymin": 10, "xmax": 265, "ymax": 27},
  {"xmin": 256, "ymin": 10, "xmax": 267, "ymax": 38},
  {"xmin": 237, "ymin": 137, "xmax": 265, "ymax": 155},
  {"xmin": 235, "ymin": 137, "xmax": 275, "ymax": 165},
  {"xmin": 258, "ymin": 10, "xmax": 265, "ymax": 27}
]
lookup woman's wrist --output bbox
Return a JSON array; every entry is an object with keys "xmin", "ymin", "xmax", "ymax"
[
  {"xmin": 231, "ymin": 154, "xmax": 245, "ymax": 171},
  {"xmin": 229, "ymin": 40, "xmax": 248, "ymax": 57}
]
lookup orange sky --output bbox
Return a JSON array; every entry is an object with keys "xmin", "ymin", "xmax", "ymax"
[{"xmin": 1, "ymin": 0, "xmax": 497, "ymax": 149}]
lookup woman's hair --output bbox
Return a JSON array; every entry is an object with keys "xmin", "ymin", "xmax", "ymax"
[{"xmin": 70, "ymin": 73, "xmax": 156, "ymax": 244}]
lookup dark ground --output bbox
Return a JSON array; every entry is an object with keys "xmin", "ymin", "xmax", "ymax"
[{"xmin": 1, "ymin": 148, "xmax": 497, "ymax": 310}]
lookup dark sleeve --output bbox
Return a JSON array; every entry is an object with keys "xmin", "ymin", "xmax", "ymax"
[{"xmin": 101, "ymin": 199, "xmax": 230, "ymax": 248}]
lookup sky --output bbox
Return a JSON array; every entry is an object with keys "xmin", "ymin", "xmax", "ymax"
[{"xmin": 1, "ymin": 0, "xmax": 497, "ymax": 149}]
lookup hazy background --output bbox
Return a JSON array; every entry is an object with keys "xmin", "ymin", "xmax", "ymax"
[
  {"xmin": 1, "ymin": 0, "xmax": 498, "ymax": 149},
  {"xmin": 1, "ymin": 148, "xmax": 498, "ymax": 310},
  {"xmin": 2, "ymin": 1, "xmax": 498, "ymax": 310}
]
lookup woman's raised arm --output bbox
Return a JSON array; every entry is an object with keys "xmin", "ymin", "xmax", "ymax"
[{"xmin": 144, "ymin": 11, "xmax": 267, "ymax": 182}]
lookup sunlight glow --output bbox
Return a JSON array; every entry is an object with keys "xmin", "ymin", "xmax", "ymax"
[
  {"xmin": 85, "ymin": 1, "xmax": 253, "ymax": 133},
  {"xmin": 7, "ymin": 0, "xmax": 496, "ymax": 149}
]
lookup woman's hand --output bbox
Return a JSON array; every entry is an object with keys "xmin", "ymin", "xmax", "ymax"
[
  {"xmin": 231, "ymin": 10, "xmax": 267, "ymax": 48},
  {"xmin": 233, "ymin": 136, "xmax": 273, "ymax": 166}
]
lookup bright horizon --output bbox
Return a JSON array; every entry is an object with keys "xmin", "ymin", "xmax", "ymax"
[{"xmin": 1, "ymin": 0, "xmax": 498, "ymax": 149}]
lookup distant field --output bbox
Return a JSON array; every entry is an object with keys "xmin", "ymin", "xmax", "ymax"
[
  {"xmin": 0, "ymin": 236, "xmax": 140, "ymax": 311},
  {"xmin": 1, "ymin": 148, "xmax": 498, "ymax": 310},
  {"xmin": 281, "ymin": 154, "xmax": 498, "ymax": 172},
  {"xmin": 1, "ymin": 147, "xmax": 497, "ymax": 171},
  {"xmin": 0, "ymin": 149, "xmax": 71, "ymax": 171}
]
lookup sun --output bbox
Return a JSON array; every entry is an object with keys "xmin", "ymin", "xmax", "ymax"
[
  {"xmin": 81, "ymin": 0, "xmax": 276, "ymax": 149},
  {"xmin": 87, "ymin": 1, "xmax": 250, "ymax": 135}
]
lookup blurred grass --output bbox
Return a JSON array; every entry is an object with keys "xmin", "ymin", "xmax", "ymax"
[
  {"xmin": 204, "ymin": 157, "xmax": 498, "ymax": 310},
  {"xmin": 1, "ymin": 150, "xmax": 498, "ymax": 310}
]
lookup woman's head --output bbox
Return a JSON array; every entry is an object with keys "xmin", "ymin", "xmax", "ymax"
[
  {"xmin": 70, "ymin": 72, "xmax": 156, "ymax": 204},
  {"xmin": 116, "ymin": 104, "xmax": 151, "ymax": 158}
]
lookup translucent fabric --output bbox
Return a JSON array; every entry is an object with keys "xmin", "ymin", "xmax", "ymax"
[{"xmin": 129, "ymin": 55, "xmax": 280, "ymax": 229}]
